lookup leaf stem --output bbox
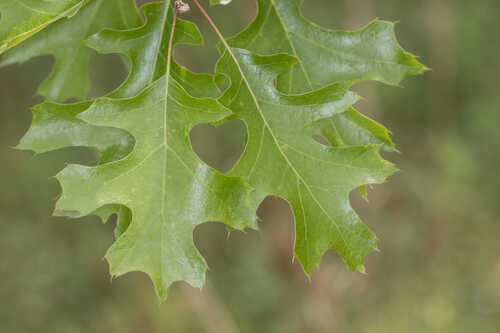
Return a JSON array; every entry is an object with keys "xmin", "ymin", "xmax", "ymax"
[
  {"xmin": 164, "ymin": 1, "xmax": 178, "ymax": 142},
  {"xmin": 166, "ymin": 3, "xmax": 178, "ymax": 88},
  {"xmin": 163, "ymin": 2, "xmax": 178, "ymax": 156}
]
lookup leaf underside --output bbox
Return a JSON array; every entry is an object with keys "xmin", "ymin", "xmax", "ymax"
[{"xmin": 11, "ymin": 0, "xmax": 426, "ymax": 300}]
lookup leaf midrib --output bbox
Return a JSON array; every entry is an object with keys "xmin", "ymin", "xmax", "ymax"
[
  {"xmin": 222, "ymin": 47, "xmax": 351, "ymax": 256},
  {"xmin": 149, "ymin": 3, "xmax": 170, "ymax": 87}
]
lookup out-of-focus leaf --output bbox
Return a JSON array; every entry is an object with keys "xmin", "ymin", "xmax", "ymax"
[
  {"xmin": 0, "ymin": 0, "xmax": 88, "ymax": 54},
  {"xmin": 0, "ymin": 0, "xmax": 141, "ymax": 102}
]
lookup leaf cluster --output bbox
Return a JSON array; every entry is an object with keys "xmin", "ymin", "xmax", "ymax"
[{"xmin": 0, "ymin": 0, "xmax": 426, "ymax": 300}]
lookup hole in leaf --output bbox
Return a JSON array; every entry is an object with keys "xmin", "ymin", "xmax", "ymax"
[
  {"xmin": 257, "ymin": 196, "xmax": 306, "ymax": 276},
  {"xmin": 194, "ymin": 221, "xmax": 289, "ymax": 300},
  {"xmin": 193, "ymin": 222, "xmax": 237, "ymax": 270},
  {"xmin": 190, "ymin": 119, "xmax": 246, "ymax": 173},
  {"xmin": 88, "ymin": 51, "xmax": 128, "ymax": 99},
  {"xmin": 257, "ymin": 196, "xmax": 294, "ymax": 258}
]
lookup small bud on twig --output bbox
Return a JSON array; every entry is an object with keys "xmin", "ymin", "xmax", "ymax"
[{"xmin": 174, "ymin": 0, "xmax": 190, "ymax": 14}]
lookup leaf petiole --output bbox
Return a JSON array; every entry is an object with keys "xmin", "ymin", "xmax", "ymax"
[{"xmin": 165, "ymin": 1, "xmax": 179, "ymax": 111}]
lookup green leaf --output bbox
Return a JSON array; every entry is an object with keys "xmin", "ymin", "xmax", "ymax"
[
  {"xmin": 225, "ymin": 0, "xmax": 427, "ymax": 151},
  {"xmin": 0, "ymin": 0, "xmax": 88, "ymax": 54},
  {"xmin": 0, "ymin": 0, "xmax": 141, "ymax": 102},
  {"xmin": 210, "ymin": 0, "xmax": 428, "ymax": 272},
  {"xmin": 17, "ymin": 2, "xmax": 257, "ymax": 300},
  {"xmin": 17, "ymin": 2, "xmax": 221, "ymax": 229},
  {"xmin": 14, "ymin": 0, "xmax": 426, "ymax": 298},
  {"xmin": 216, "ymin": 48, "xmax": 397, "ymax": 273},
  {"xmin": 16, "ymin": 100, "xmax": 136, "ymax": 227},
  {"xmin": 55, "ymin": 76, "xmax": 256, "ymax": 300},
  {"xmin": 227, "ymin": 0, "xmax": 427, "ymax": 92},
  {"xmin": 313, "ymin": 107, "xmax": 396, "ymax": 151},
  {"xmin": 86, "ymin": 2, "xmax": 219, "ymax": 99},
  {"xmin": 16, "ymin": 100, "xmax": 134, "ymax": 163},
  {"xmin": 18, "ymin": 2, "xmax": 219, "ymax": 164}
]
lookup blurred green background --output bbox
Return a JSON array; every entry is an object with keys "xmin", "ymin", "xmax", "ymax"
[{"xmin": 1, "ymin": 0, "xmax": 499, "ymax": 332}]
